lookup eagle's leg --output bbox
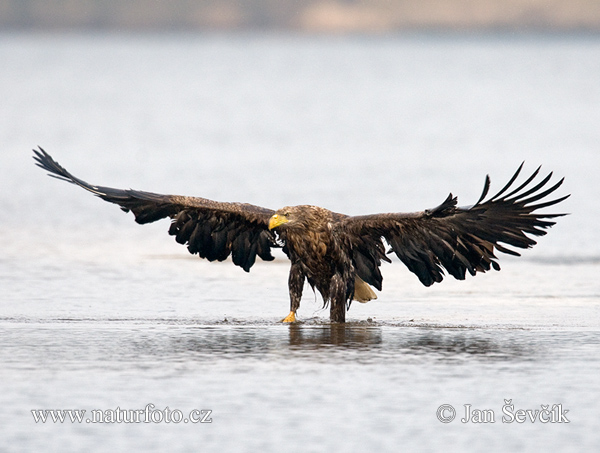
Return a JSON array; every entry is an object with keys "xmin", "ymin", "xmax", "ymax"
[
  {"xmin": 329, "ymin": 296, "xmax": 346, "ymax": 323},
  {"xmin": 329, "ymin": 273, "xmax": 346, "ymax": 323},
  {"xmin": 282, "ymin": 262, "xmax": 304, "ymax": 323}
]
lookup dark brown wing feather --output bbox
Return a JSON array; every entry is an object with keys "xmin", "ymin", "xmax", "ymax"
[
  {"xmin": 342, "ymin": 163, "xmax": 569, "ymax": 287},
  {"xmin": 33, "ymin": 147, "xmax": 277, "ymax": 271}
]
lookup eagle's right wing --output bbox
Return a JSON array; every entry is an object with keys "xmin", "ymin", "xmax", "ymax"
[{"xmin": 33, "ymin": 147, "xmax": 277, "ymax": 271}]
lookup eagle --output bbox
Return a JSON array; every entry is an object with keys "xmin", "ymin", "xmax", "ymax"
[{"xmin": 33, "ymin": 147, "xmax": 568, "ymax": 323}]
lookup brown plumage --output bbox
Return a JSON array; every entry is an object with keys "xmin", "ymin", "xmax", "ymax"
[{"xmin": 33, "ymin": 147, "xmax": 569, "ymax": 323}]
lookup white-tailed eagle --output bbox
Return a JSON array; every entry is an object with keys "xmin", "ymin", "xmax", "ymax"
[{"xmin": 34, "ymin": 147, "xmax": 568, "ymax": 322}]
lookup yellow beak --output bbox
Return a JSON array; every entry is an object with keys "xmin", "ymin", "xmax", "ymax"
[{"xmin": 268, "ymin": 213, "xmax": 289, "ymax": 230}]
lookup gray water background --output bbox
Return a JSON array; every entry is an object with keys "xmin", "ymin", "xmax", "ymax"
[{"xmin": 1, "ymin": 33, "xmax": 599, "ymax": 451}]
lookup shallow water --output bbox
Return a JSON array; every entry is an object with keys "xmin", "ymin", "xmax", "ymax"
[{"xmin": 1, "ymin": 32, "xmax": 599, "ymax": 451}]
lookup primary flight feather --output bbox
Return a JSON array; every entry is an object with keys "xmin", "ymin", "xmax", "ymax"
[{"xmin": 33, "ymin": 147, "xmax": 568, "ymax": 322}]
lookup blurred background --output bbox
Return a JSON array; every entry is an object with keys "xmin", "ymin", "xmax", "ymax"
[{"xmin": 2, "ymin": 0, "xmax": 600, "ymax": 32}]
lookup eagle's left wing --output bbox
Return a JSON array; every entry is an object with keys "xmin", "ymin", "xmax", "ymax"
[
  {"xmin": 33, "ymin": 147, "xmax": 277, "ymax": 271},
  {"xmin": 342, "ymin": 163, "xmax": 569, "ymax": 288}
]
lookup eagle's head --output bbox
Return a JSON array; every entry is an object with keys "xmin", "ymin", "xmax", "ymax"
[
  {"xmin": 268, "ymin": 205, "xmax": 331, "ymax": 231},
  {"xmin": 268, "ymin": 207, "xmax": 295, "ymax": 231}
]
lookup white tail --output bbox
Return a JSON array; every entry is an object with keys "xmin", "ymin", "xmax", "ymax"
[{"xmin": 353, "ymin": 277, "xmax": 377, "ymax": 303}]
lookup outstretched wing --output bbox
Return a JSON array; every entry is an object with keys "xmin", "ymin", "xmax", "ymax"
[
  {"xmin": 33, "ymin": 147, "xmax": 277, "ymax": 271},
  {"xmin": 342, "ymin": 163, "xmax": 569, "ymax": 287}
]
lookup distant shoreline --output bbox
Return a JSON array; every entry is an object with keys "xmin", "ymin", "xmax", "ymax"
[{"xmin": 2, "ymin": 0, "xmax": 600, "ymax": 32}]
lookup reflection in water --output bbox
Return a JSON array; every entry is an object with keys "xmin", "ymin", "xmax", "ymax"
[
  {"xmin": 121, "ymin": 322, "xmax": 538, "ymax": 364},
  {"xmin": 386, "ymin": 331, "xmax": 535, "ymax": 361},
  {"xmin": 0, "ymin": 319, "xmax": 542, "ymax": 369},
  {"xmin": 286, "ymin": 324, "xmax": 382, "ymax": 348}
]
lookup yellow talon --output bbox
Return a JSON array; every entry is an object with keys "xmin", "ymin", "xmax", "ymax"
[{"xmin": 280, "ymin": 311, "xmax": 296, "ymax": 323}]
